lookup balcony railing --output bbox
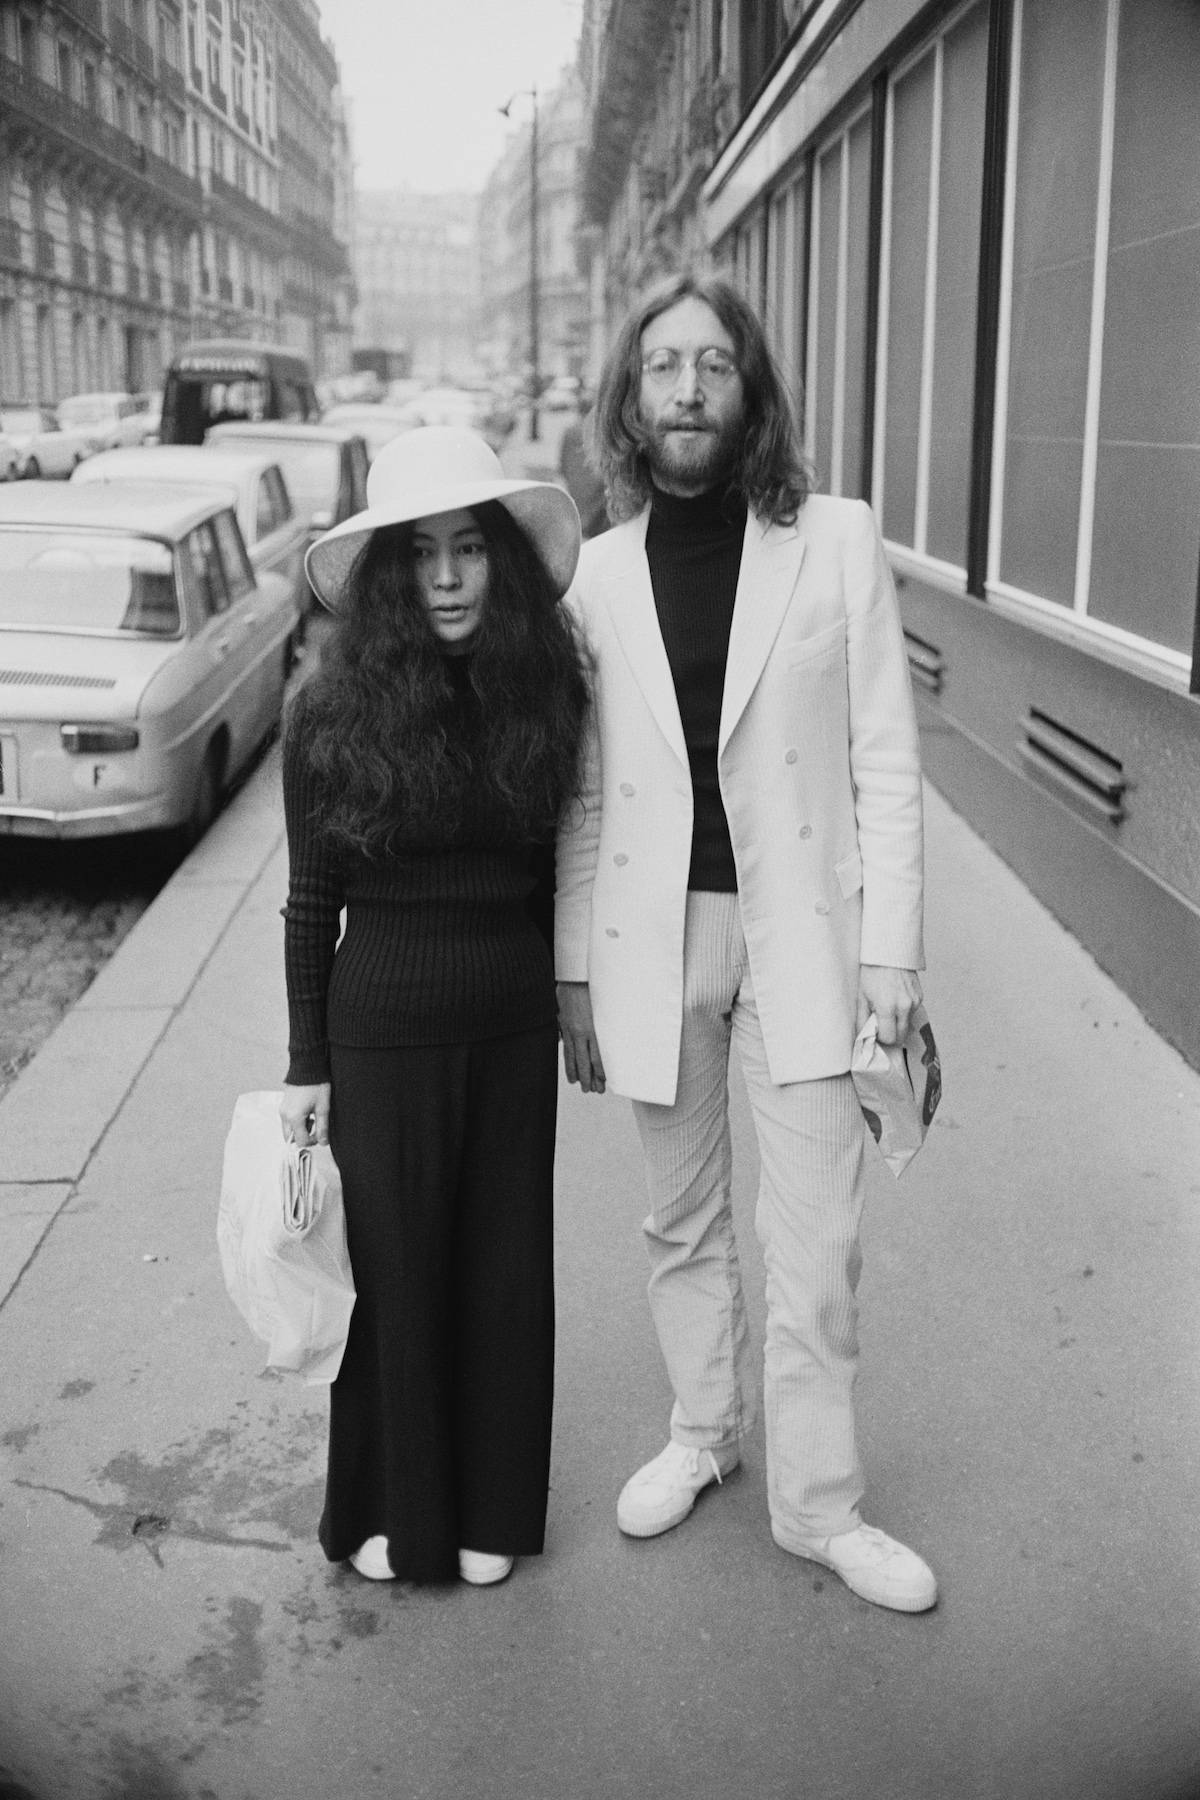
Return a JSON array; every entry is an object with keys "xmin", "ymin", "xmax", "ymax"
[
  {"xmin": 58, "ymin": 0, "xmax": 105, "ymax": 35},
  {"xmin": 207, "ymin": 170, "xmax": 288, "ymax": 247},
  {"xmin": 109, "ymin": 16, "xmax": 134, "ymax": 64},
  {"xmin": 0, "ymin": 219, "xmax": 21, "ymax": 264},
  {"xmin": 36, "ymin": 229, "xmax": 56, "ymax": 273},
  {"xmin": 0, "ymin": 55, "xmax": 204, "ymax": 223}
]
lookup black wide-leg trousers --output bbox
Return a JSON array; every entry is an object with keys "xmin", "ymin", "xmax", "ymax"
[{"xmin": 321, "ymin": 1025, "xmax": 559, "ymax": 1582}]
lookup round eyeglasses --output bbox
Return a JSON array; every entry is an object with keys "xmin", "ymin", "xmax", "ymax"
[{"xmin": 640, "ymin": 348, "xmax": 740, "ymax": 388}]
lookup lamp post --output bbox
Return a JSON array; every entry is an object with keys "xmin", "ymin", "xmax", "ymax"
[{"xmin": 499, "ymin": 84, "xmax": 541, "ymax": 442}]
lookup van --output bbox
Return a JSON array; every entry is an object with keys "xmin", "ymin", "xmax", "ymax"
[{"xmin": 160, "ymin": 340, "xmax": 320, "ymax": 445}]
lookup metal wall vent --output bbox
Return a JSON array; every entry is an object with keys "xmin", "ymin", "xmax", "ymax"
[
  {"xmin": 0, "ymin": 669, "xmax": 118, "ymax": 689},
  {"xmin": 903, "ymin": 629, "xmax": 945, "ymax": 696},
  {"xmin": 1019, "ymin": 707, "xmax": 1127, "ymax": 824}
]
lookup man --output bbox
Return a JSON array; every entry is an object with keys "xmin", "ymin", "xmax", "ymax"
[{"xmin": 556, "ymin": 273, "xmax": 936, "ymax": 1613}]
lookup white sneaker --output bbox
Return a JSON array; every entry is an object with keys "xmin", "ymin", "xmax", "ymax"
[
  {"xmin": 617, "ymin": 1440, "xmax": 737, "ymax": 1538},
  {"xmin": 778, "ymin": 1522, "xmax": 937, "ymax": 1613},
  {"xmin": 458, "ymin": 1549, "xmax": 515, "ymax": 1586},
  {"xmin": 349, "ymin": 1535, "xmax": 394, "ymax": 1581}
]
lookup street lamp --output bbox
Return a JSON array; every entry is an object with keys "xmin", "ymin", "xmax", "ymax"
[{"xmin": 499, "ymin": 84, "xmax": 541, "ymax": 442}]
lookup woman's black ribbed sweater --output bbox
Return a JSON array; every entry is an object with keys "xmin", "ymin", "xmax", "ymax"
[{"xmin": 281, "ymin": 669, "xmax": 555, "ymax": 1085}]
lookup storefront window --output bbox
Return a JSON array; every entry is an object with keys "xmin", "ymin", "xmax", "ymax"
[
  {"xmin": 878, "ymin": 1, "xmax": 987, "ymax": 568},
  {"xmin": 1087, "ymin": 0, "xmax": 1200, "ymax": 654},
  {"xmin": 807, "ymin": 110, "xmax": 871, "ymax": 497}
]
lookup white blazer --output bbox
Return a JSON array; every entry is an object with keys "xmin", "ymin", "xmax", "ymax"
[{"xmin": 555, "ymin": 492, "xmax": 924, "ymax": 1105}]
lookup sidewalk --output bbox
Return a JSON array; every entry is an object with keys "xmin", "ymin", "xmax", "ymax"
[{"xmin": 1, "ymin": 754, "xmax": 1198, "ymax": 1800}]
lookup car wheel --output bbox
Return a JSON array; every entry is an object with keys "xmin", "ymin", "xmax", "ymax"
[{"xmin": 176, "ymin": 739, "xmax": 223, "ymax": 853}]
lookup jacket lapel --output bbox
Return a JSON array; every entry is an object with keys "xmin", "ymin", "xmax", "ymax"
[
  {"xmin": 719, "ymin": 512, "xmax": 807, "ymax": 756},
  {"xmin": 594, "ymin": 510, "xmax": 688, "ymax": 768}
]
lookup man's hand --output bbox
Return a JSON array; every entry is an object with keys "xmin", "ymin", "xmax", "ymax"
[
  {"xmin": 557, "ymin": 981, "xmax": 607, "ymax": 1094},
  {"xmin": 279, "ymin": 1082, "xmax": 331, "ymax": 1147},
  {"xmin": 857, "ymin": 966, "xmax": 922, "ymax": 1046}
]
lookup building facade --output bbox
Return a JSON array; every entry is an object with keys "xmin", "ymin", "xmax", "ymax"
[
  {"xmin": 353, "ymin": 190, "xmax": 478, "ymax": 383},
  {"xmin": 0, "ymin": 0, "xmax": 353, "ymax": 405},
  {"xmin": 577, "ymin": 0, "xmax": 1200, "ymax": 1069},
  {"xmin": 477, "ymin": 66, "xmax": 588, "ymax": 389}
]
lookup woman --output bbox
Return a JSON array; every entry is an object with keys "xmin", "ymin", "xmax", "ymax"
[{"xmin": 279, "ymin": 426, "xmax": 587, "ymax": 1587}]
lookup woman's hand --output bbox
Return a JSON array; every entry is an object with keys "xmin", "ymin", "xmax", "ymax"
[
  {"xmin": 279, "ymin": 1082, "xmax": 331, "ymax": 1147},
  {"xmin": 557, "ymin": 981, "xmax": 606, "ymax": 1094}
]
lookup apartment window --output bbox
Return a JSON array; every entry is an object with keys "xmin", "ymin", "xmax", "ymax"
[
  {"xmin": 990, "ymin": 0, "xmax": 1200, "ymax": 663},
  {"xmin": 57, "ymin": 40, "xmax": 74, "ymax": 99},
  {"xmin": 18, "ymin": 17, "xmax": 38, "ymax": 75},
  {"xmin": 876, "ymin": 1, "xmax": 988, "ymax": 569},
  {"xmin": 806, "ymin": 107, "xmax": 872, "ymax": 497},
  {"xmin": 82, "ymin": 61, "xmax": 98, "ymax": 113}
]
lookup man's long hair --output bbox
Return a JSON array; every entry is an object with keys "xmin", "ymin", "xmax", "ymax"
[
  {"xmin": 290, "ymin": 502, "xmax": 590, "ymax": 855},
  {"xmin": 590, "ymin": 272, "xmax": 811, "ymax": 525}
]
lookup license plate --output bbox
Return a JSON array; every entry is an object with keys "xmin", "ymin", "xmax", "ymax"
[{"xmin": 0, "ymin": 733, "xmax": 16, "ymax": 800}]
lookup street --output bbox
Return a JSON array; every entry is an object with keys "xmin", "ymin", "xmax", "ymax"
[{"xmin": 1, "ymin": 754, "xmax": 1198, "ymax": 1800}]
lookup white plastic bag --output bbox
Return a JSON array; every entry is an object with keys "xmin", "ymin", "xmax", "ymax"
[
  {"xmin": 851, "ymin": 1003, "xmax": 942, "ymax": 1178},
  {"xmin": 217, "ymin": 1090, "xmax": 356, "ymax": 1383}
]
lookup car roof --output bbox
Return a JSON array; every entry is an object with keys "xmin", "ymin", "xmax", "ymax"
[
  {"xmin": 207, "ymin": 421, "xmax": 360, "ymax": 446},
  {"xmin": 0, "ymin": 479, "xmax": 239, "ymax": 536},
  {"xmin": 60, "ymin": 391, "xmax": 131, "ymax": 406},
  {"xmin": 74, "ymin": 445, "xmax": 280, "ymax": 483}
]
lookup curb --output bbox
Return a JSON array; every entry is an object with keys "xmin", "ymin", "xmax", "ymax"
[{"xmin": 0, "ymin": 748, "xmax": 286, "ymax": 1302}]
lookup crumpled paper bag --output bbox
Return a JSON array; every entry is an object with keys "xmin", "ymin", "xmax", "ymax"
[
  {"xmin": 217, "ymin": 1090, "xmax": 355, "ymax": 1383},
  {"xmin": 851, "ymin": 1003, "xmax": 942, "ymax": 1178}
]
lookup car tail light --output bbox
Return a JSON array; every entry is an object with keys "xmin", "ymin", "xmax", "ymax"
[{"xmin": 60, "ymin": 723, "xmax": 140, "ymax": 753}]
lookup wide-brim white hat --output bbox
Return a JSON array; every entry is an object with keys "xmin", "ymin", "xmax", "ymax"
[{"xmin": 305, "ymin": 424, "xmax": 582, "ymax": 609}]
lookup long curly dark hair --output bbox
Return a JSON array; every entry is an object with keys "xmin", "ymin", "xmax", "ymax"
[
  {"xmin": 290, "ymin": 501, "xmax": 590, "ymax": 855},
  {"xmin": 590, "ymin": 271, "xmax": 811, "ymax": 526}
]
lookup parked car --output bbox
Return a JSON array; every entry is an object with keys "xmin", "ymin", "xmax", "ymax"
[
  {"xmin": 72, "ymin": 444, "xmax": 308, "ymax": 619},
  {"xmin": 0, "ymin": 433, "xmax": 19, "ymax": 481},
  {"xmin": 0, "ymin": 407, "xmax": 94, "ymax": 478},
  {"xmin": 319, "ymin": 402, "xmax": 415, "ymax": 463},
  {"xmin": 57, "ymin": 391, "xmax": 155, "ymax": 452},
  {"xmin": 542, "ymin": 375, "xmax": 584, "ymax": 412},
  {"xmin": 205, "ymin": 421, "xmax": 369, "ymax": 606},
  {"xmin": 0, "ymin": 481, "xmax": 299, "ymax": 841}
]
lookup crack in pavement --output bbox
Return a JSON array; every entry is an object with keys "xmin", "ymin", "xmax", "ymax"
[{"xmin": 13, "ymin": 1478, "xmax": 292, "ymax": 1564}]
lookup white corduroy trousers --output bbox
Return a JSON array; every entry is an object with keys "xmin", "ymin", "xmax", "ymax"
[{"xmin": 630, "ymin": 891, "xmax": 866, "ymax": 1542}]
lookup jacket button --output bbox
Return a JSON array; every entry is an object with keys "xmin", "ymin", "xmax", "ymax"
[
  {"xmin": 784, "ymin": 748, "xmax": 798, "ymax": 765},
  {"xmin": 798, "ymin": 824, "xmax": 812, "ymax": 839},
  {"xmin": 613, "ymin": 853, "xmax": 628, "ymax": 866},
  {"xmin": 605, "ymin": 926, "xmax": 620, "ymax": 938},
  {"xmin": 620, "ymin": 782, "xmax": 635, "ymax": 796},
  {"xmin": 814, "ymin": 901, "xmax": 830, "ymax": 916}
]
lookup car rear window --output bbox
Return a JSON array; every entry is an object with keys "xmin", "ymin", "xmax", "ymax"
[{"xmin": 0, "ymin": 530, "xmax": 181, "ymax": 635}]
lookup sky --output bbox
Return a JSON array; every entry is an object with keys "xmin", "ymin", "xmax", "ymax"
[{"xmin": 315, "ymin": 0, "xmax": 585, "ymax": 194}]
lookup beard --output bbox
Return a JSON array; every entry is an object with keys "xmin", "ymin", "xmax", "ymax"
[{"xmin": 641, "ymin": 407, "xmax": 743, "ymax": 492}]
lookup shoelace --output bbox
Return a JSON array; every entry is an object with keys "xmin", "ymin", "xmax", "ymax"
[{"xmin": 644, "ymin": 1443, "xmax": 724, "ymax": 1486}]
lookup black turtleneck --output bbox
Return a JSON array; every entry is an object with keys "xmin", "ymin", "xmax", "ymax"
[{"xmin": 645, "ymin": 481, "xmax": 748, "ymax": 891}]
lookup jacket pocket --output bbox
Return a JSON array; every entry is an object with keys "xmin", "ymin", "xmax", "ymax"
[
  {"xmin": 834, "ymin": 850, "xmax": 863, "ymax": 899},
  {"xmin": 785, "ymin": 619, "xmax": 846, "ymax": 670}
]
